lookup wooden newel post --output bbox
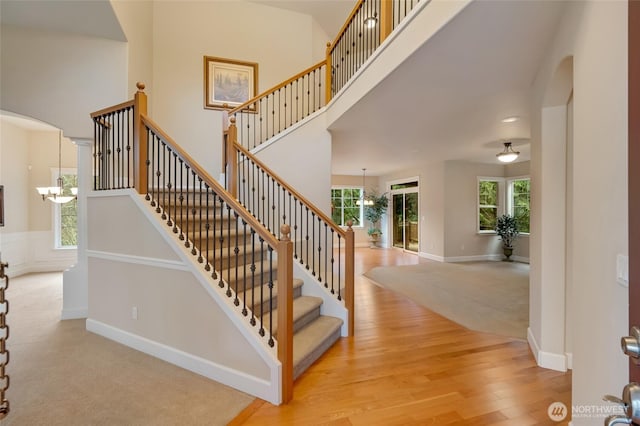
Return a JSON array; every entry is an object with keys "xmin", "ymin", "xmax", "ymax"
[
  {"xmin": 380, "ymin": 0, "xmax": 393, "ymax": 43},
  {"xmin": 325, "ymin": 42, "xmax": 333, "ymax": 103},
  {"xmin": 227, "ymin": 117, "xmax": 238, "ymax": 198},
  {"xmin": 345, "ymin": 221, "xmax": 355, "ymax": 336},
  {"xmin": 277, "ymin": 224, "xmax": 294, "ymax": 403},
  {"xmin": 133, "ymin": 82, "xmax": 148, "ymax": 195}
]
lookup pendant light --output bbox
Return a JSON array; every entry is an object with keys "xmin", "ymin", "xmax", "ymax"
[
  {"xmin": 356, "ymin": 168, "xmax": 374, "ymax": 206},
  {"xmin": 496, "ymin": 141, "xmax": 520, "ymax": 163},
  {"xmin": 36, "ymin": 130, "xmax": 77, "ymax": 204}
]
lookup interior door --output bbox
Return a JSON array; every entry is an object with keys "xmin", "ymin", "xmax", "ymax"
[{"xmin": 629, "ymin": 0, "xmax": 640, "ymax": 383}]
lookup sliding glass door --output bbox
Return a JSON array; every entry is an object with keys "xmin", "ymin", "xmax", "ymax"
[{"xmin": 391, "ymin": 181, "xmax": 419, "ymax": 252}]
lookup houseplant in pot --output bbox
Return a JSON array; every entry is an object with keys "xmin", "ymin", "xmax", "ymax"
[
  {"xmin": 495, "ymin": 214, "xmax": 520, "ymax": 261},
  {"xmin": 364, "ymin": 191, "xmax": 389, "ymax": 248}
]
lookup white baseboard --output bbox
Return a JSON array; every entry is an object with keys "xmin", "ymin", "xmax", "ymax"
[
  {"xmin": 61, "ymin": 307, "xmax": 88, "ymax": 320},
  {"xmin": 418, "ymin": 252, "xmax": 444, "ymax": 262},
  {"xmin": 527, "ymin": 327, "xmax": 568, "ymax": 372},
  {"xmin": 445, "ymin": 254, "xmax": 502, "ymax": 262},
  {"xmin": 420, "ymin": 253, "xmax": 530, "ymax": 264},
  {"xmin": 566, "ymin": 352, "xmax": 573, "ymax": 370},
  {"xmin": 86, "ymin": 318, "xmax": 280, "ymax": 405}
]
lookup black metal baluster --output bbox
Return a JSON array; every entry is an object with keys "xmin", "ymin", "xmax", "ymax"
[
  {"xmin": 250, "ymin": 228, "xmax": 256, "ymax": 326},
  {"xmin": 331, "ymin": 229, "xmax": 335, "ymax": 294},
  {"xmin": 161, "ymin": 142, "xmax": 167, "ymax": 219},
  {"xmin": 267, "ymin": 246, "xmax": 274, "ymax": 348},
  {"xmin": 225, "ymin": 203, "xmax": 232, "ymax": 297},
  {"xmin": 233, "ymin": 212, "xmax": 240, "ymax": 306},
  {"xmin": 198, "ymin": 178, "xmax": 204, "ymax": 263},
  {"xmin": 258, "ymin": 237, "xmax": 265, "ymax": 337},
  {"xmin": 305, "ymin": 207, "xmax": 310, "ymax": 270},
  {"xmin": 173, "ymin": 152, "xmax": 178, "ymax": 233},
  {"xmin": 338, "ymin": 235, "xmax": 342, "ymax": 300},
  {"xmin": 178, "ymin": 159, "xmax": 184, "ymax": 241},
  {"xmin": 241, "ymin": 219, "xmax": 248, "ymax": 316},
  {"xmin": 205, "ymin": 184, "xmax": 211, "ymax": 272}
]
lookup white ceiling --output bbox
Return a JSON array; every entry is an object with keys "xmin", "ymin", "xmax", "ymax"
[
  {"xmin": 329, "ymin": 0, "xmax": 567, "ymax": 176},
  {"xmin": 0, "ymin": 111, "xmax": 58, "ymax": 132},
  {"xmin": 247, "ymin": 0, "xmax": 357, "ymax": 39},
  {"xmin": 0, "ymin": 0, "xmax": 125, "ymax": 41}
]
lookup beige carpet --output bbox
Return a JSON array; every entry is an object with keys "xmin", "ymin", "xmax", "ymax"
[
  {"xmin": 363, "ymin": 260, "xmax": 529, "ymax": 340},
  {"xmin": 2, "ymin": 272, "xmax": 254, "ymax": 425}
]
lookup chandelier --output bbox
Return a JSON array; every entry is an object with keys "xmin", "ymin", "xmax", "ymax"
[{"xmin": 36, "ymin": 130, "xmax": 77, "ymax": 204}]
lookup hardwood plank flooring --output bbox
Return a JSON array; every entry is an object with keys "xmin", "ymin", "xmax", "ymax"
[{"xmin": 233, "ymin": 248, "xmax": 571, "ymax": 425}]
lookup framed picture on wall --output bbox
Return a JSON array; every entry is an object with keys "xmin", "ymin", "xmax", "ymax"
[
  {"xmin": 204, "ymin": 56, "xmax": 258, "ymax": 111},
  {"xmin": 0, "ymin": 185, "xmax": 4, "ymax": 227}
]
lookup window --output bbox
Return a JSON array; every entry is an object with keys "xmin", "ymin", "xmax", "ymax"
[
  {"xmin": 508, "ymin": 178, "xmax": 530, "ymax": 234},
  {"xmin": 331, "ymin": 187, "xmax": 363, "ymax": 227},
  {"xmin": 55, "ymin": 172, "xmax": 78, "ymax": 248},
  {"xmin": 478, "ymin": 179, "xmax": 501, "ymax": 232}
]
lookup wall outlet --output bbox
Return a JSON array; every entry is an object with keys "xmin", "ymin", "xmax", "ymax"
[{"xmin": 132, "ymin": 306, "xmax": 138, "ymax": 320}]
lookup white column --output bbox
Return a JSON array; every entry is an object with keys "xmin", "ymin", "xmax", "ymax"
[{"xmin": 61, "ymin": 138, "xmax": 92, "ymax": 319}]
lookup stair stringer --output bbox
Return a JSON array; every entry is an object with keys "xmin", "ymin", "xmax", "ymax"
[
  {"xmin": 293, "ymin": 261, "xmax": 349, "ymax": 337},
  {"xmin": 85, "ymin": 189, "xmax": 284, "ymax": 405}
]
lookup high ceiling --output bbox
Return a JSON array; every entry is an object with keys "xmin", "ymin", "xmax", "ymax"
[{"xmin": 0, "ymin": 0, "xmax": 566, "ymax": 177}]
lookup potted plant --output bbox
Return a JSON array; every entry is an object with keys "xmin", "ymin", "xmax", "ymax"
[
  {"xmin": 364, "ymin": 191, "xmax": 389, "ymax": 248},
  {"xmin": 495, "ymin": 214, "xmax": 520, "ymax": 261}
]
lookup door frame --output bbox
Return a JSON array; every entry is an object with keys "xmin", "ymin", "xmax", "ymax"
[
  {"xmin": 629, "ymin": 0, "xmax": 639, "ymax": 382},
  {"xmin": 388, "ymin": 176, "xmax": 420, "ymax": 253}
]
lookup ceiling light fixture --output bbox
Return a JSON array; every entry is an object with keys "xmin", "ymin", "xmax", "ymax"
[
  {"xmin": 356, "ymin": 168, "xmax": 374, "ymax": 206},
  {"xmin": 36, "ymin": 130, "xmax": 77, "ymax": 204},
  {"xmin": 496, "ymin": 141, "xmax": 520, "ymax": 163},
  {"xmin": 501, "ymin": 116, "xmax": 519, "ymax": 123},
  {"xmin": 364, "ymin": 14, "xmax": 378, "ymax": 29}
]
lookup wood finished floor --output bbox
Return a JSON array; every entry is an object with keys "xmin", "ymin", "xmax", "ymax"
[{"xmin": 233, "ymin": 248, "xmax": 571, "ymax": 425}]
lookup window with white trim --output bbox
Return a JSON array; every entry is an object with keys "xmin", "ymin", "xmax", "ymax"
[
  {"xmin": 331, "ymin": 187, "xmax": 363, "ymax": 227},
  {"xmin": 54, "ymin": 171, "xmax": 78, "ymax": 248},
  {"xmin": 478, "ymin": 178, "xmax": 502, "ymax": 232},
  {"xmin": 507, "ymin": 177, "xmax": 530, "ymax": 234}
]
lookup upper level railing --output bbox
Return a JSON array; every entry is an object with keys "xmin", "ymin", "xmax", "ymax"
[
  {"xmin": 222, "ymin": 0, "xmax": 422, "ymax": 155},
  {"xmin": 227, "ymin": 61, "xmax": 327, "ymax": 152},
  {"xmin": 91, "ymin": 83, "xmax": 295, "ymax": 403}
]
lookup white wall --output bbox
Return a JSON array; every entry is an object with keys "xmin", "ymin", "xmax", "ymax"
[
  {"xmin": 110, "ymin": 0, "xmax": 154, "ymax": 99},
  {"xmin": 151, "ymin": 1, "xmax": 319, "ymax": 179},
  {"xmin": 0, "ymin": 25, "xmax": 127, "ymax": 139},
  {"xmin": 87, "ymin": 192, "xmax": 280, "ymax": 403},
  {"xmin": 530, "ymin": 2, "xmax": 628, "ymax": 423}
]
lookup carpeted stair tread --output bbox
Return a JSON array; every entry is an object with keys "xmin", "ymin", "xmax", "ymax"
[
  {"xmin": 293, "ymin": 315, "xmax": 343, "ymax": 379},
  {"xmin": 262, "ymin": 295, "xmax": 323, "ymax": 336},
  {"xmin": 236, "ymin": 278, "xmax": 304, "ymax": 312}
]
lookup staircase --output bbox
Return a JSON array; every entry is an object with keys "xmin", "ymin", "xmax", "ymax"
[
  {"xmin": 87, "ymin": 0, "xmax": 426, "ymax": 405},
  {"xmin": 162, "ymin": 190, "xmax": 343, "ymax": 379}
]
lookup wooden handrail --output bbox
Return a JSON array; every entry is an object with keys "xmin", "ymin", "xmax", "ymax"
[
  {"xmin": 228, "ymin": 60, "xmax": 327, "ymax": 116},
  {"xmin": 327, "ymin": 0, "xmax": 365, "ymax": 53},
  {"xmin": 90, "ymin": 99, "xmax": 135, "ymax": 119},
  {"xmin": 141, "ymin": 114, "xmax": 279, "ymax": 249},
  {"xmin": 231, "ymin": 137, "xmax": 347, "ymax": 240}
]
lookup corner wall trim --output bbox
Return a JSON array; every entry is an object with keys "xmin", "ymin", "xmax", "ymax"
[
  {"xmin": 86, "ymin": 318, "xmax": 280, "ymax": 405},
  {"xmin": 527, "ymin": 327, "xmax": 568, "ymax": 372}
]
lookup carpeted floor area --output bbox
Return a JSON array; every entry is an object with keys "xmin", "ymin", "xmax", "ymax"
[
  {"xmin": 363, "ymin": 259, "xmax": 529, "ymax": 339},
  {"xmin": 2, "ymin": 272, "xmax": 255, "ymax": 425}
]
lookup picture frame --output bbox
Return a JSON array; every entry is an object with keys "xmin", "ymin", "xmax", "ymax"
[
  {"xmin": 204, "ymin": 56, "xmax": 258, "ymax": 111},
  {"xmin": 0, "ymin": 185, "xmax": 4, "ymax": 227}
]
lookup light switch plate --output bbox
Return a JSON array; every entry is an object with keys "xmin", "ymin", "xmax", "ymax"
[{"xmin": 617, "ymin": 254, "xmax": 629, "ymax": 287}]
